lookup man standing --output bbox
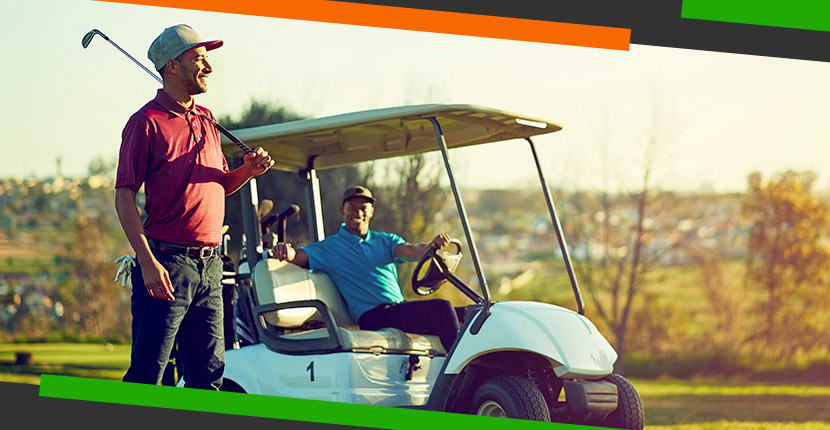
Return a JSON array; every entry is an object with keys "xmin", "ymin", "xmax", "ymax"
[
  {"xmin": 273, "ymin": 186, "xmax": 460, "ymax": 351},
  {"xmin": 114, "ymin": 24, "xmax": 274, "ymax": 388}
]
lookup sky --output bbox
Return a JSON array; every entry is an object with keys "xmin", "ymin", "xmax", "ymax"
[{"xmin": 2, "ymin": 0, "xmax": 830, "ymax": 193}]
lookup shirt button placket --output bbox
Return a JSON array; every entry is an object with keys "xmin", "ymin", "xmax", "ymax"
[{"xmin": 192, "ymin": 114, "xmax": 201, "ymax": 143}]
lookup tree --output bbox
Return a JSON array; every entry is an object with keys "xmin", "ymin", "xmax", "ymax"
[
  {"xmin": 568, "ymin": 100, "xmax": 679, "ymax": 372},
  {"xmin": 67, "ymin": 213, "xmax": 129, "ymax": 339},
  {"xmin": 217, "ymin": 99, "xmax": 306, "ymax": 129},
  {"xmin": 742, "ymin": 171, "xmax": 830, "ymax": 353}
]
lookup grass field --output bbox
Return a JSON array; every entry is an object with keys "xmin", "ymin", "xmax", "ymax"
[
  {"xmin": 639, "ymin": 379, "xmax": 830, "ymax": 429},
  {"xmin": 0, "ymin": 342, "xmax": 129, "ymax": 384},
  {"xmin": 2, "ymin": 343, "xmax": 828, "ymax": 429}
]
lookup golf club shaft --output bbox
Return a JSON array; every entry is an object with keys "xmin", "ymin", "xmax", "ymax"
[
  {"xmin": 96, "ymin": 31, "xmax": 164, "ymax": 85},
  {"xmin": 83, "ymin": 29, "xmax": 255, "ymax": 155}
]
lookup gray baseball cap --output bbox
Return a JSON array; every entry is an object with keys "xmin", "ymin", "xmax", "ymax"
[
  {"xmin": 342, "ymin": 186, "xmax": 376, "ymax": 205},
  {"xmin": 148, "ymin": 24, "xmax": 223, "ymax": 71}
]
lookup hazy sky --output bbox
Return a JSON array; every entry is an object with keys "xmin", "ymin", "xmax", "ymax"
[{"xmin": 2, "ymin": 0, "xmax": 830, "ymax": 193}]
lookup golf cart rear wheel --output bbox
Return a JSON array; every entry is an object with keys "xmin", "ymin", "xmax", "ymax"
[
  {"xmin": 601, "ymin": 373, "xmax": 644, "ymax": 430},
  {"xmin": 218, "ymin": 379, "xmax": 246, "ymax": 393},
  {"xmin": 470, "ymin": 375, "xmax": 550, "ymax": 421}
]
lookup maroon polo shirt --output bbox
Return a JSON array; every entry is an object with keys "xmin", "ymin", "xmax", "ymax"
[{"xmin": 115, "ymin": 89, "xmax": 229, "ymax": 247}]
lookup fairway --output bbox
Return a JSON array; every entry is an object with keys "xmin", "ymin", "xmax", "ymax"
[
  {"xmin": 0, "ymin": 343, "xmax": 129, "ymax": 384},
  {"xmin": 1, "ymin": 343, "xmax": 828, "ymax": 429},
  {"xmin": 636, "ymin": 379, "xmax": 830, "ymax": 429}
]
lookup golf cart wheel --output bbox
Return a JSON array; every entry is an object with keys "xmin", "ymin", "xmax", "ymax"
[
  {"xmin": 218, "ymin": 379, "xmax": 246, "ymax": 393},
  {"xmin": 601, "ymin": 373, "xmax": 644, "ymax": 430},
  {"xmin": 470, "ymin": 375, "xmax": 550, "ymax": 421}
]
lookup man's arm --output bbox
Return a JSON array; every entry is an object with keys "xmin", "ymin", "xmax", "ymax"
[
  {"xmin": 114, "ymin": 187, "xmax": 175, "ymax": 301},
  {"xmin": 224, "ymin": 147, "xmax": 275, "ymax": 196},
  {"xmin": 273, "ymin": 242, "xmax": 309, "ymax": 268},
  {"xmin": 395, "ymin": 233, "xmax": 451, "ymax": 261}
]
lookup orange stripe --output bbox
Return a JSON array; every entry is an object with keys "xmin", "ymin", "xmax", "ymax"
[{"xmin": 95, "ymin": 0, "xmax": 630, "ymax": 51}]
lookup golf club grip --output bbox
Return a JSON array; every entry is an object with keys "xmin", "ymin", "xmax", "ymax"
[{"xmin": 211, "ymin": 120, "xmax": 255, "ymax": 155}]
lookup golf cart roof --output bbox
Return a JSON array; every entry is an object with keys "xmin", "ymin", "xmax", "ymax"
[{"xmin": 221, "ymin": 104, "xmax": 563, "ymax": 172}]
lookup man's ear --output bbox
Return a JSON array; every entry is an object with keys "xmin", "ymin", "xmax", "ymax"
[{"xmin": 165, "ymin": 59, "xmax": 178, "ymax": 76}]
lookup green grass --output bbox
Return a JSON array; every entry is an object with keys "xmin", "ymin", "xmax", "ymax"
[
  {"xmin": 0, "ymin": 342, "xmax": 129, "ymax": 383},
  {"xmin": 647, "ymin": 423, "xmax": 830, "ymax": 430},
  {"xmin": 636, "ymin": 379, "xmax": 830, "ymax": 429},
  {"xmin": 2, "ymin": 344, "xmax": 828, "ymax": 430}
]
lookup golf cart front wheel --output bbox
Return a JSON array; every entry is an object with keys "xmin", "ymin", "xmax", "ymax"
[
  {"xmin": 470, "ymin": 375, "xmax": 550, "ymax": 421},
  {"xmin": 601, "ymin": 373, "xmax": 644, "ymax": 430}
]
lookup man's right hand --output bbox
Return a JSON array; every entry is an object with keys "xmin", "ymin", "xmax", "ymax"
[
  {"xmin": 115, "ymin": 188, "xmax": 176, "ymax": 302},
  {"xmin": 273, "ymin": 242, "xmax": 310, "ymax": 268},
  {"xmin": 140, "ymin": 257, "xmax": 175, "ymax": 301},
  {"xmin": 273, "ymin": 242, "xmax": 296, "ymax": 262}
]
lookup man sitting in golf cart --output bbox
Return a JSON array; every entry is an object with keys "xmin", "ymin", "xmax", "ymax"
[{"xmin": 273, "ymin": 186, "xmax": 460, "ymax": 351}]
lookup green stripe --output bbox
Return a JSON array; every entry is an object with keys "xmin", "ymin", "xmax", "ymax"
[
  {"xmin": 681, "ymin": 0, "xmax": 830, "ymax": 32},
  {"xmin": 38, "ymin": 375, "xmax": 606, "ymax": 429}
]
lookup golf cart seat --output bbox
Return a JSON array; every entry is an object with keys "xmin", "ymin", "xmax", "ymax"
[{"xmin": 252, "ymin": 258, "xmax": 447, "ymax": 356}]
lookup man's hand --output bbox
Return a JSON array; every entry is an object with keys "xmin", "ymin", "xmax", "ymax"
[
  {"xmin": 115, "ymin": 187, "xmax": 174, "ymax": 301},
  {"xmin": 243, "ymin": 147, "xmax": 275, "ymax": 176},
  {"xmin": 273, "ymin": 242, "xmax": 309, "ymax": 268},
  {"xmin": 395, "ymin": 232, "xmax": 453, "ymax": 261},
  {"xmin": 140, "ymin": 255, "xmax": 175, "ymax": 301},
  {"xmin": 429, "ymin": 233, "xmax": 451, "ymax": 251},
  {"xmin": 273, "ymin": 242, "xmax": 296, "ymax": 262}
]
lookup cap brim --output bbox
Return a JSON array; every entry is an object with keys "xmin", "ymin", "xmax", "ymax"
[
  {"xmin": 195, "ymin": 40, "xmax": 223, "ymax": 51},
  {"xmin": 343, "ymin": 196, "xmax": 376, "ymax": 204}
]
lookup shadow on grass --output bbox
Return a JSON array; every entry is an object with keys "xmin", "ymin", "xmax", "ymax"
[{"xmin": 644, "ymin": 394, "xmax": 830, "ymax": 425}]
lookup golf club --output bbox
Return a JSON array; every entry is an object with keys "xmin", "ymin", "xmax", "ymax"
[{"xmin": 81, "ymin": 29, "xmax": 255, "ymax": 155}]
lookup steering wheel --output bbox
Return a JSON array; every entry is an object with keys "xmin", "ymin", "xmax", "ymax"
[{"xmin": 411, "ymin": 238, "xmax": 463, "ymax": 296}]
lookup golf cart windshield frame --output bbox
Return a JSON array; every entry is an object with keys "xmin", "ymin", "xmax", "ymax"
[{"xmin": 232, "ymin": 105, "xmax": 585, "ymax": 317}]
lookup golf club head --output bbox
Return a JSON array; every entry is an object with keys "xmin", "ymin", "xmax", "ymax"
[
  {"xmin": 81, "ymin": 29, "xmax": 101, "ymax": 48},
  {"xmin": 258, "ymin": 199, "xmax": 274, "ymax": 218}
]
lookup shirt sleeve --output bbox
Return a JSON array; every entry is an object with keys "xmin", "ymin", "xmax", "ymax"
[
  {"xmin": 115, "ymin": 113, "xmax": 153, "ymax": 192},
  {"xmin": 302, "ymin": 240, "xmax": 331, "ymax": 272},
  {"xmin": 388, "ymin": 233, "xmax": 408, "ymax": 264}
]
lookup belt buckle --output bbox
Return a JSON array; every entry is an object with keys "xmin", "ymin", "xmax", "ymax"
[{"xmin": 198, "ymin": 245, "xmax": 214, "ymax": 260}]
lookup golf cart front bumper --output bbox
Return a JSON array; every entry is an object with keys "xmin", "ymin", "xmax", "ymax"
[{"xmin": 561, "ymin": 379, "xmax": 618, "ymax": 421}]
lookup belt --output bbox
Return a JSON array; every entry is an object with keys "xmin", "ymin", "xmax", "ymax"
[{"xmin": 147, "ymin": 238, "xmax": 218, "ymax": 260}]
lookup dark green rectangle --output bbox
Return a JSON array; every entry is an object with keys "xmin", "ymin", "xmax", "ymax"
[
  {"xmin": 682, "ymin": 0, "xmax": 830, "ymax": 32},
  {"xmin": 38, "ymin": 375, "xmax": 605, "ymax": 429}
]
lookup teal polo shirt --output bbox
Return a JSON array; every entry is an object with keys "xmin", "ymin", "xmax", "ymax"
[{"xmin": 302, "ymin": 225, "xmax": 407, "ymax": 322}]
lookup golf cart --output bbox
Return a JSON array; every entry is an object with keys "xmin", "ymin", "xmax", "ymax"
[{"xmin": 206, "ymin": 104, "xmax": 644, "ymax": 429}]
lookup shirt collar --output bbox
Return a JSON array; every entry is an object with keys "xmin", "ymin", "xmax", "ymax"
[
  {"xmin": 337, "ymin": 223, "xmax": 372, "ymax": 244},
  {"xmin": 153, "ymin": 89, "xmax": 211, "ymax": 120}
]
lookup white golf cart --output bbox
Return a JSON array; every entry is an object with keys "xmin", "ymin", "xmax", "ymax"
[{"xmin": 204, "ymin": 105, "xmax": 644, "ymax": 429}]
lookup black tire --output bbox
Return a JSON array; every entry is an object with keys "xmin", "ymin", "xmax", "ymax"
[
  {"xmin": 470, "ymin": 375, "xmax": 550, "ymax": 421},
  {"xmin": 218, "ymin": 379, "xmax": 246, "ymax": 393},
  {"xmin": 602, "ymin": 373, "xmax": 644, "ymax": 430}
]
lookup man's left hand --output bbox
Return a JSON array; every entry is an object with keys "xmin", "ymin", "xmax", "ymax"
[
  {"xmin": 243, "ymin": 147, "xmax": 275, "ymax": 176},
  {"xmin": 430, "ymin": 233, "xmax": 451, "ymax": 250}
]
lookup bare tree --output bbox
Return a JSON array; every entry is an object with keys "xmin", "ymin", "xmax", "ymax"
[{"xmin": 570, "ymin": 98, "xmax": 679, "ymax": 372}]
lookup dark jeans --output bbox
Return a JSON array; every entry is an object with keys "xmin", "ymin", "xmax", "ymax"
[
  {"xmin": 122, "ymin": 247, "xmax": 224, "ymax": 389},
  {"xmin": 358, "ymin": 299, "xmax": 460, "ymax": 351}
]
